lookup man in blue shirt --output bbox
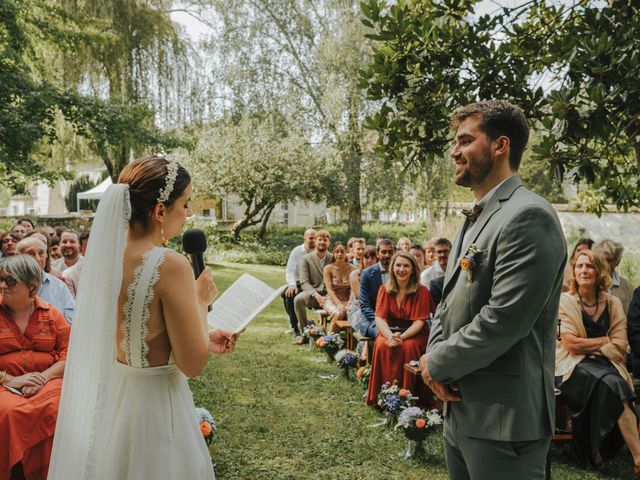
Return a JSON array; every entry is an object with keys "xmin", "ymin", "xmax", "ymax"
[{"xmin": 359, "ymin": 239, "xmax": 395, "ymax": 338}]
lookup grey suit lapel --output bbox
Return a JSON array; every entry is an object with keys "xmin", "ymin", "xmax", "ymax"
[{"xmin": 442, "ymin": 176, "xmax": 524, "ymax": 298}]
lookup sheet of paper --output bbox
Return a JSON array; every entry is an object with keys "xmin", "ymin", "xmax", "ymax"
[{"xmin": 207, "ymin": 273, "xmax": 285, "ymax": 334}]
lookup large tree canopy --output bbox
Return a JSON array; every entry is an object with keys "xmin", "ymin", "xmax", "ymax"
[
  {"xmin": 183, "ymin": 112, "xmax": 327, "ymax": 240},
  {"xmin": 0, "ymin": 0, "xmax": 192, "ymax": 191},
  {"xmin": 360, "ymin": 0, "xmax": 640, "ymax": 213}
]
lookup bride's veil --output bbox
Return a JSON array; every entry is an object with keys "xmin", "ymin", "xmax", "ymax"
[{"xmin": 48, "ymin": 184, "xmax": 130, "ymax": 479}]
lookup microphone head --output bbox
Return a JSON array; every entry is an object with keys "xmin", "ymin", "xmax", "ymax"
[{"xmin": 182, "ymin": 229, "xmax": 207, "ymax": 254}]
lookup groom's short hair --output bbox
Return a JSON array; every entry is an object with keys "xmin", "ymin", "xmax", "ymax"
[{"xmin": 451, "ymin": 100, "xmax": 529, "ymax": 172}]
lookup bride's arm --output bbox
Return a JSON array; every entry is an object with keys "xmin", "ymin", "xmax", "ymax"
[{"xmin": 158, "ymin": 252, "xmax": 214, "ymax": 378}]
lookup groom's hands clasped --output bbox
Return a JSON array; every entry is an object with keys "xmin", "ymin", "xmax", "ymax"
[{"xmin": 419, "ymin": 354, "xmax": 461, "ymax": 403}]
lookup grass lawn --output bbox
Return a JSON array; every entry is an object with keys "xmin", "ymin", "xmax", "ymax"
[{"xmin": 191, "ymin": 262, "xmax": 637, "ymax": 480}]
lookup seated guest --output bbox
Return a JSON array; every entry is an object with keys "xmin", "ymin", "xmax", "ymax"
[
  {"xmin": 17, "ymin": 218, "xmax": 35, "ymax": 235},
  {"xmin": 563, "ymin": 237, "xmax": 594, "ymax": 292},
  {"xmin": 420, "ymin": 237, "xmax": 451, "ymax": 287},
  {"xmin": 360, "ymin": 239, "xmax": 395, "ymax": 339},
  {"xmin": 409, "ymin": 243, "xmax": 426, "ymax": 273},
  {"xmin": 17, "ymin": 238, "xmax": 74, "ymax": 324},
  {"xmin": 1, "ymin": 232, "xmax": 22, "ymax": 263},
  {"xmin": 324, "ymin": 242, "xmax": 355, "ymax": 328},
  {"xmin": 396, "ymin": 237, "xmax": 411, "ymax": 252},
  {"xmin": 350, "ymin": 238, "xmax": 365, "ymax": 267},
  {"xmin": 48, "ymin": 236, "xmax": 61, "ymax": 261},
  {"xmin": 346, "ymin": 237, "xmax": 357, "ymax": 263},
  {"xmin": 10, "ymin": 224, "xmax": 27, "ymax": 238},
  {"xmin": 556, "ymin": 249, "xmax": 640, "ymax": 473},
  {"xmin": 293, "ymin": 230, "xmax": 333, "ymax": 344},
  {"xmin": 428, "ymin": 276, "xmax": 445, "ymax": 309},
  {"xmin": 0, "ymin": 255, "xmax": 70, "ymax": 479},
  {"xmin": 595, "ymin": 239, "xmax": 634, "ymax": 312},
  {"xmin": 424, "ymin": 237, "xmax": 437, "ymax": 267},
  {"xmin": 79, "ymin": 231, "xmax": 90, "ymax": 257},
  {"xmin": 348, "ymin": 246, "xmax": 377, "ymax": 335},
  {"xmin": 366, "ymin": 252, "xmax": 434, "ymax": 406},
  {"xmin": 51, "ymin": 231, "xmax": 83, "ymax": 273},
  {"xmin": 628, "ymin": 286, "xmax": 640, "ymax": 377},
  {"xmin": 283, "ymin": 229, "xmax": 316, "ymax": 340},
  {"xmin": 40, "ymin": 226, "xmax": 56, "ymax": 240}
]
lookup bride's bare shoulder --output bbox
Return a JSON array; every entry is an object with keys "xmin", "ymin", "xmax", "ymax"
[{"xmin": 158, "ymin": 250, "xmax": 192, "ymax": 276}]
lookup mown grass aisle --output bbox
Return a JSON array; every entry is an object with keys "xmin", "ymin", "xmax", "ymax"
[{"xmin": 191, "ymin": 262, "xmax": 635, "ymax": 480}]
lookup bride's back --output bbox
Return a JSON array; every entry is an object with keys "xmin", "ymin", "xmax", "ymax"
[{"xmin": 116, "ymin": 241, "xmax": 173, "ymax": 367}]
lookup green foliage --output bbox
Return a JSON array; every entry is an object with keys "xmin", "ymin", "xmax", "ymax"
[
  {"xmin": 360, "ymin": 0, "xmax": 640, "ymax": 212},
  {"xmin": 0, "ymin": 0, "xmax": 187, "ymax": 189},
  {"xmin": 195, "ymin": 0, "xmax": 373, "ymax": 233},
  {"xmin": 64, "ymin": 174, "xmax": 102, "ymax": 213},
  {"xmin": 182, "ymin": 112, "xmax": 327, "ymax": 241}
]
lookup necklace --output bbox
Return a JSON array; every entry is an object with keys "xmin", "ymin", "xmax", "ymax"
[{"xmin": 578, "ymin": 291, "xmax": 598, "ymax": 309}]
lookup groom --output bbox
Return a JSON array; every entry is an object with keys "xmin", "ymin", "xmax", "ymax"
[{"xmin": 420, "ymin": 101, "xmax": 566, "ymax": 479}]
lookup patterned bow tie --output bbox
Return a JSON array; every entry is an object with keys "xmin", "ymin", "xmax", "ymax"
[{"xmin": 461, "ymin": 205, "xmax": 483, "ymax": 223}]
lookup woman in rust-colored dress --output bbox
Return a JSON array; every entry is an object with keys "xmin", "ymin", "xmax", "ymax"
[
  {"xmin": 366, "ymin": 251, "xmax": 434, "ymax": 406},
  {"xmin": 0, "ymin": 255, "xmax": 69, "ymax": 480}
]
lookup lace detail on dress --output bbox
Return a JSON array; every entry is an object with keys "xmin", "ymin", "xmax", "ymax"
[
  {"xmin": 120, "ymin": 254, "xmax": 147, "ymax": 366},
  {"xmin": 120, "ymin": 248, "xmax": 166, "ymax": 368},
  {"xmin": 138, "ymin": 253, "xmax": 165, "ymax": 366}
]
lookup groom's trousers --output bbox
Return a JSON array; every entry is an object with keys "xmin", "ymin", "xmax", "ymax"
[{"xmin": 443, "ymin": 408, "xmax": 550, "ymax": 480}]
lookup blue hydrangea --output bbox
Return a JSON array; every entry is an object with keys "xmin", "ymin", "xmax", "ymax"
[{"xmin": 383, "ymin": 394, "xmax": 403, "ymax": 414}]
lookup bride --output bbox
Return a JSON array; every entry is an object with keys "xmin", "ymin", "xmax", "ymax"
[{"xmin": 48, "ymin": 156, "xmax": 235, "ymax": 479}]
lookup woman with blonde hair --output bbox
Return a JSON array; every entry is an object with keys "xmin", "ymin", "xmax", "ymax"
[
  {"xmin": 556, "ymin": 249, "xmax": 640, "ymax": 474},
  {"xmin": 366, "ymin": 251, "xmax": 434, "ymax": 406}
]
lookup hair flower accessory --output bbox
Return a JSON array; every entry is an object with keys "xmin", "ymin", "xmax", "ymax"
[
  {"xmin": 459, "ymin": 244, "xmax": 482, "ymax": 282},
  {"xmin": 156, "ymin": 155, "xmax": 179, "ymax": 204}
]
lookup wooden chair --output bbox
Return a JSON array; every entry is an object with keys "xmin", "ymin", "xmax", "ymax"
[
  {"xmin": 334, "ymin": 320, "xmax": 355, "ymax": 350},
  {"xmin": 314, "ymin": 309, "xmax": 330, "ymax": 331}
]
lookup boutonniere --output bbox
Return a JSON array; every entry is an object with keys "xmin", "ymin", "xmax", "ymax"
[{"xmin": 459, "ymin": 244, "xmax": 482, "ymax": 282}]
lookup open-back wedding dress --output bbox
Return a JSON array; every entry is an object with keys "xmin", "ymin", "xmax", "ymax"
[{"xmin": 49, "ymin": 185, "xmax": 215, "ymax": 480}]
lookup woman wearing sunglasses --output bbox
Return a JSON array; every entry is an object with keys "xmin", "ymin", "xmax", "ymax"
[{"xmin": 0, "ymin": 254, "xmax": 70, "ymax": 479}]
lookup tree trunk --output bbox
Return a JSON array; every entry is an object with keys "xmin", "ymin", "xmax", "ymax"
[
  {"xmin": 343, "ymin": 148, "xmax": 363, "ymax": 235},
  {"xmin": 257, "ymin": 203, "xmax": 276, "ymax": 241}
]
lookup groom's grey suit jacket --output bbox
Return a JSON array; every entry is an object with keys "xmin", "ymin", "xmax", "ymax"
[{"xmin": 426, "ymin": 175, "xmax": 566, "ymax": 442}]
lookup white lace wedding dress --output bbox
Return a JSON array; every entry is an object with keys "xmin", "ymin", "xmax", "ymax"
[{"xmin": 92, "ymin": 247, "xmax": 215, "ymax": 479}]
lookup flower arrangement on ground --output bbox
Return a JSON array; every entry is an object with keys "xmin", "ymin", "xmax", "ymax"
[
  {"xmin": 376, "ymin": 380, "xmax": 416, "ymax": 426},
  {"xmin": 335, "ymin": 349, "xmax": 358, "ymax": 378},
  {"xmin": 315, "ymin": 334, "xmax": 344, "ymax": 362},
  {"xmin": 356, "ymin": 364, "xmax": 371, "ymax": 388},
  {"xmin": 196, "ymin": 407, "xmax": 217, "ymax": 446},
  {"xmin": 395, "ymin": 407, "xmax": 443, "ymax": 459},
  {"xmin": 303, "ymin": 323, "xmax": 325, "ymax": 349}
]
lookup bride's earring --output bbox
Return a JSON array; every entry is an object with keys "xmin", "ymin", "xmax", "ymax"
[{"xmin": 161, "ymin": 225, "xmax": 168, "ymax": 247}]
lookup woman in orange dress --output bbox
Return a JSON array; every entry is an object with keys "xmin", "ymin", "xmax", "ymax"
[
  {"xmin": 0, "ymin": 255, "xmax": 69, "ymax": 480},
  {"xmin": 366, "ymin": 251, "xmax": 434, "ymax": 406}
]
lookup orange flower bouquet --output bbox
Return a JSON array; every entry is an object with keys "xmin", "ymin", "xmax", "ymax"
[{"xmin": 196, "ymin": 407, "xmax": 217, "ymax": 446}]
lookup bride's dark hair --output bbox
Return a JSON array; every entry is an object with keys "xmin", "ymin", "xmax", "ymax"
[{"xmin": 118, "ymin": 155, "xmax": 191, "ymax": 228}]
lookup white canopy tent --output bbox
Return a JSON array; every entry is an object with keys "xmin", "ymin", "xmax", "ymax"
[{"xmin": 76, "ymin": 177, "xmax": 112, "ymax": 212}]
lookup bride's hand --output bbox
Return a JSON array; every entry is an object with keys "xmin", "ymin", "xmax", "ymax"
[
  {"xmin": 208, "ymin": 329, "xmax": 237, "ymax": 355},
  {"xmin": 196, "ymin": 267, "xmax": 218, "ymax": 307}
]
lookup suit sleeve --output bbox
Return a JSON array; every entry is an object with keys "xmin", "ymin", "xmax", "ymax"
[
  {"xmin": 628, "ymin": 287, "xmax": 640, "ymax": 357},
  {"xmin": 360, "ymin": 270, "xmax": 375, "ymax": 325},
  {"xmin": 428, "ymin": 205, "xmax": 566, "ymax": 382},
  {"xmin": 299, "ymin": 256, "xmax": 314, "ymax": 294}
]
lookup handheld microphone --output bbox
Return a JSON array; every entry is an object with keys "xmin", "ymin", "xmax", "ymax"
[
  {"xmin": 182, "ymin": 229, "xmax": 211, "ymax": 312},
  {"xmin": 182, "ymin": 229, "xmax": 207, "ymax": 279}
]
